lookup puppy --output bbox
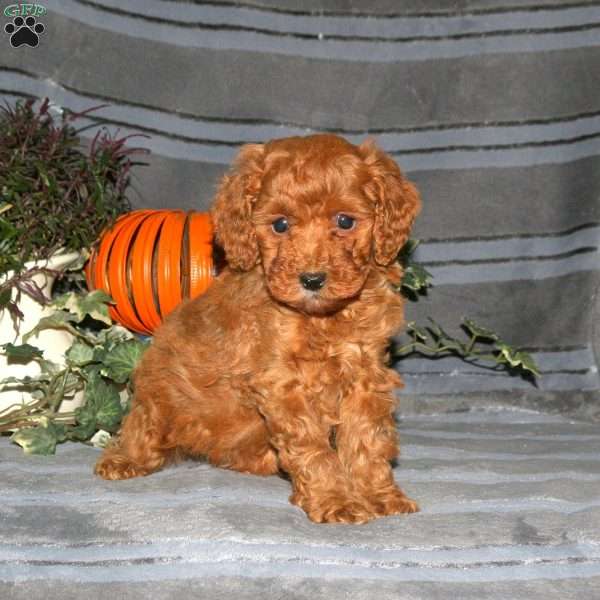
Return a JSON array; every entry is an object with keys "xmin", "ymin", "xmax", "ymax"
[{"xmin": 95, "ymin": 134, "xmax": 421, "ymax": 524}]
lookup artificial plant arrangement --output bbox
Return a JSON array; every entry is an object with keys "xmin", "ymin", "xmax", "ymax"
[
  {"xmin": 0, "ymin": 98, "xmax": 539, "ymax": 455},
  {"xmin": 0, "ymin": 290, "xmax": 147, "ymax": 454},
  {"xmin": 0, "ymin": 97, "xmax": 147, "ymax": 453}
]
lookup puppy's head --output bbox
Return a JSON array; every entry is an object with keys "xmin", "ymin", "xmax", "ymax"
[{"xmin": 211, "ymin": 134, "xmax": 420, "ymax": 315}]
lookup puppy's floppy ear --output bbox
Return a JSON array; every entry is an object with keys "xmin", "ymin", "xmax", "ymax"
[
  {"xmin": 359, "ymin": 139, "xmax": 421, "ymax": 266},
  {"xmin": 211, "ymin": 143, "xmax": 265, "ymax": 271}
]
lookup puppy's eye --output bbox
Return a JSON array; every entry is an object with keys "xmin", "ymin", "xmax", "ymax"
[
  {"xmin": 336, "ymin": 214, "xmax": 356, "ymax": 230},
  {"xmin": 272, "ymin": 217, "xmax": 289, "ymax": 234}
]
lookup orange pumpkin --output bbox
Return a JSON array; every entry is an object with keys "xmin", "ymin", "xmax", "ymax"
[{"xmin": 85, "ymin": 210, "xmax": 215, "ymax": 334}]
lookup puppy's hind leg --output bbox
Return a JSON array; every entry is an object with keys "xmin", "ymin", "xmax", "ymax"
[
  {"xmin": 177, "ymin": 396, "xmax": 279, "ymax": 477},
  {"xmin": 207, "ymin": 407, "xmax": 279, "ymax": 477},
  {"xmin": 95, "ymin": 400, "xmax": 172, "ymax": 480}
]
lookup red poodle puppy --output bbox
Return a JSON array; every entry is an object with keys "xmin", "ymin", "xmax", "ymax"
[{"xmin": 95, "ymin": 134, "xmax": 421, "ymax": 524}]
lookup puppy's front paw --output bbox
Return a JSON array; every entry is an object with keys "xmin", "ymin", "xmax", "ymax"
[
  {"xmin": 369, "ymin": 487, "xmax": 420, "ymax": 516},
  {"xmin": 291, "ymin": 492, "xmax": 375, "ymax": 524},
  {"xmin": 95, "ymin": 454, "xmax": 150, "ymax": 480}
]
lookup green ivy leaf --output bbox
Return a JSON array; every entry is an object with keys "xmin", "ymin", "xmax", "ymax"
[
  {"xmin": 94, "ymin": 382, "xmax": 123, "ymax": 431},
  {"xmin": 497, "ymin": 342, "xmax": 519, "ymax": 365},
  {"xmin": 11, "ymin": 428, "xmax": 55, "ymax": 455},
  {"xmin": 1, "ymin": 342, "xmax": 43, "ymax": 362},
  {"xmin": 96, "ymin": 397, "xmax": 123, "ymax": 431},
  {"xmin": 496, "ymin": 343, "xmax": 541, "ymax": 376},
  {"xmin": 22, "ymin": 311, "xmax": 78, "ymax": 343},
  {"xmin": 398, "ymin": 239, "xmax": 420, "ymax": 261},
  {"xmin": 84, "ymin": 373, "xmax": 123, "ymax": 431},
  {"xmin": 515, "ymin": 351, "xmax": 541, "ymax": 377},
  {"xmin": 10, "ymin": 418, "xmax": 66, "ymax": 455},
  {"xmin": 69, "ymin": 405, "xmax": 97, "ymax": 441},
  {"xmin": 65, "ymin": 341, "xmax": 94, "ymax": 366},
  {"xmin": 52, "ymin": 290, "xmax": 113, "ymax": 325},
  {"xmin": 92, "ymin": 346, "xmax": 107, "ymax": 363},
  {"xmin": 401, "ymin": 263, "xmax": 432, "ymax": 293},
  {"xmin": 101, "ymin": 339, "xmax": 147, "ymax": 384},
  {"xmin": 462, "ymin": 319, "xmax": 500, "ymax": 342},
  {"xmin": 96, "ymin": 324, "xmax": 134, "ymax": 346}
]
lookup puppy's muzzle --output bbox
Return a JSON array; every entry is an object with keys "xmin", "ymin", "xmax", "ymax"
[{"xmin": 299, "ymin": 272, "xmax": 327, "ymax": 291}]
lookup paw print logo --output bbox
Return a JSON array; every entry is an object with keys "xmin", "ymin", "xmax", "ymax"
[{"xmin": 4, "ymin": 16, "xmax": 45, "ymax": 48}]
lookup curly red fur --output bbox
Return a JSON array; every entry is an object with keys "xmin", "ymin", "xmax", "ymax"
[
  {"xmin": 95, "ymin": 134, "xmax": 421, "ymax": 524},
  {"xmin": 211, "ymin": 143, "xmax": 265, "ymax": 271}
]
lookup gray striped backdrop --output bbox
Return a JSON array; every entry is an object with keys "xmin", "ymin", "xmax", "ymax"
[
  {"xmin": 2, "ymin": 409, "xmax": 600, "ymax": 597},
  {"xmin": 2, "ymin": 0, "xmax": 600, "ymax": 408}
]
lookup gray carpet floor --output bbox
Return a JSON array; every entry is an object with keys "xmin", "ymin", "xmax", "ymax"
[{"xmin": 1, "ymin": 406, "xmax": 599, "ymax": 599}]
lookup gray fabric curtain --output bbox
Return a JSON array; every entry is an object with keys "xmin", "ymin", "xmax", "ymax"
[{"xmin": 2, "ymin": 0, "xmax": 599, "ymax": 412}]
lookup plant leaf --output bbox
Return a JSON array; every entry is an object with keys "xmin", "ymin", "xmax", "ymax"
[
  {"xmin": 52, "ymin": 290, "xmax": 113, "ymax": 325},
  {"xmin": 94, "ymin": 387, "xmax": 123, "ymax": 431},
  {"xmin": 397, "ymin": 238, "xmax": 420, "ymax": 261},
  {"xmin": 90, "ymin": 429, "xmax": 112, "ymax": 448},
  {"xmin": 22, "ymin": 311, "xmax": 78, "ymax": 343},
  {"xmin": 514, "ymin": 350, "xmax": 541, "ymax": 377},
  {"xmin": 401, "ymin": 263, "xmax": 433, "ymax": 293},
  {"xmin": 462, "ymin": 318, "xmax": 500, "ymax": 342},
  {"xmin": 96, "ymin": 393, "xmax": 123, "ymax": 431},
  {"xmin": 496, "ymin": 343, "xmax": 541, "ymax": 376},
  {"xmin": 0, "ymin": 288, "xmax": 11, "ymax": 309},
  {"xmin": 1, "ymin": 342, "xmax": 43, "ymax": 362},
  {"xmin": 101, "ymin": 338, "xmax": 147, "ymax": 384},
  {"xmin": 65, "ymin": 341, "xmax": 94, "ymax": 366},
  {"xmin": 96, "ymin": 324, "xmax": 133, "ymax": 345},
  {"xmin": 496, "ymin": 342, "xmax": 519, "ymax": 366},
  {"xmin": 10, "ymin": 418, "xmax": 66, "ymax": 455},
  {"xmin": 83, "ymin": 372, "xmax": 123, "ymax": 432},
  {"xmin": 69, "ymin": 405, "xmax": 97, "ymax": 441}
]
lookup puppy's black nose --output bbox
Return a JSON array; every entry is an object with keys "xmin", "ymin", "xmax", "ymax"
[{"xmin": 299, "ymin": 272, "xmax": 327, "ymax": 291}]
